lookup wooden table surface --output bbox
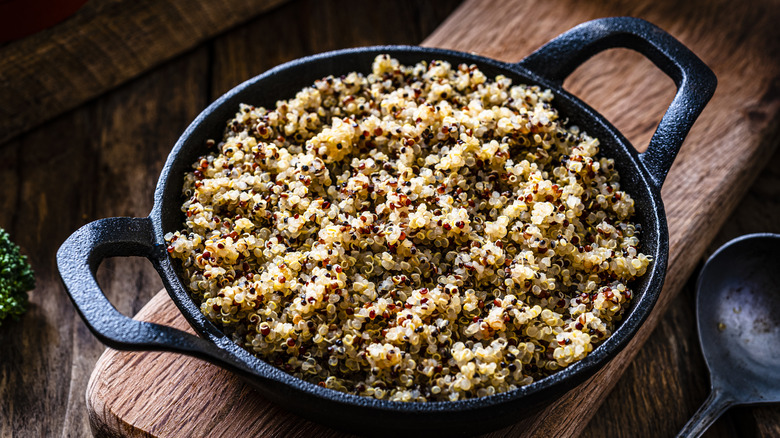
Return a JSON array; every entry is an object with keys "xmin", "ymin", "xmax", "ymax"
[{"xmin": 1, "ymin": 0, "xmax": 778, "ymax": 437}]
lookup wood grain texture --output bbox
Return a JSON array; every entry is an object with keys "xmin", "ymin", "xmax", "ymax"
[
  {"xmin": 88, "ymin": 292, "xmax": 349, "ymax": 438},
  {"xmin": 585, "ymin": 143, "xmax": 780, "ymax": 438},
  {"xmin": 3, "ymin": 0, "xmax": 780, "ymax": 436},
  {"xmin": 0, "ymin": 0, "xmax": 288, "ymax": 146},
  {"xmin": 86, "ymin": 0, "xmax": 780, "ymax": 437},
  {"xmin": 0, "ymin": 43, "xmax": 208, "ymax": 438}
]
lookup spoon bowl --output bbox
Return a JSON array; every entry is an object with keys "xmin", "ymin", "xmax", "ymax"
[{"xmin": 678, "ymin": 233, "xmax": 780, "ymax": 437}]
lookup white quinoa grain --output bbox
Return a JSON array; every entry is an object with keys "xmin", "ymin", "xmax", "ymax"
[{"xmin": 166, "ymin": 55, "xmax": 651, "ymax": 402}]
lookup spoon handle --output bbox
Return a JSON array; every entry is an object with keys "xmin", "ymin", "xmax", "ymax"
[{"xmin": 677, "ymin": 390, "xmax": 734, "ymax": 438}]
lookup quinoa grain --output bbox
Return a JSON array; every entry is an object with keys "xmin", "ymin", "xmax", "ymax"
[{"xmin": 166, "ymin": 55, "xmax": 651, "ymax": 402}]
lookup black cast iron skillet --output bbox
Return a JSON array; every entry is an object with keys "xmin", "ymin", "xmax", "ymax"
[{"xmin": 58, "ymin": 17, "xmax": 715, "ymax": 437}]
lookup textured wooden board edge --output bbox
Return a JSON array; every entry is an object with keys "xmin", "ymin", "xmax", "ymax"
[
  {"xmin": 86, "ymin": 291, "xmax": 349, "ymax": 438},
  {"xmin": 0, "ymin": 0, "xmax": 289, "ymax": 146},
  {"xmin": 85, "ymin": 0, "xmax": 780, "ymax": 435},
  {"xmin": 86, "ymin": 291, "xmax": 595, "ymax": 438}
]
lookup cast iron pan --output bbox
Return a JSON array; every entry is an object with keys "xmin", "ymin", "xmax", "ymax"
[{"xmin": 57, "ymin": 17, "xmax": 716, "ymax": 437}]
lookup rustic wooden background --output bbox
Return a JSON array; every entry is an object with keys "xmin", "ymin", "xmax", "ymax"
[
  {"xmin": 1, "ymin": 0, "xmax": 779, "ymax": 436},
  {"xmin": 0, "ymin": 0, "xmax": 289, "ymax": 145}
]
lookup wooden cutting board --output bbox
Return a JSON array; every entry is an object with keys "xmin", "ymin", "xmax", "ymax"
[{"xmin": 86, "ymin": 0, "xmax": 780, "ymax": 436}]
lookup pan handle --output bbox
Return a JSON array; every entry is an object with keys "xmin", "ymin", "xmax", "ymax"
[
  {"xmin": 516, "ymin": 16, "xmax": 716, "ymax": 189},
  {"xmin": 56, "ymin": 217, "xmax": 253, "ymax": 375}
]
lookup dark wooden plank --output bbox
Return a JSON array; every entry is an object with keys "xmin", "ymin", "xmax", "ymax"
[
  {"xmin": 208, "ymin": 0, "xmax": 464, "ymax": 100},
  {"xmin": 699, "ymin": 144, "xmax": 780, "ymax": 438},
  {"xmin": 0, "ymin": 46, "xmax": 209, "ymax": 436},
  {"xmin": 0, "ymin": 0, "xmax": 289, "ymax": 145},
  {"xmin": 0, "ymin": 104, "xmax": 98, "ymax": 437}
]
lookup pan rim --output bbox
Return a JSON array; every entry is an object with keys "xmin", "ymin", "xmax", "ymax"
[{"xmin": 149, "ymin": 44, "xmax": 668, "ymax": 414}]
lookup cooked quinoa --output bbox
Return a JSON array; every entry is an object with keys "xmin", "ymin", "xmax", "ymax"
[{"xmin": 165, "ymin": 55, "xmax": 651, "ymax": 402}]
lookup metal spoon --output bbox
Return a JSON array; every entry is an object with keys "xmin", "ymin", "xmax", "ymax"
[{"xmin": 678, "ymin": 233, "xmax": 780, "ymax": 437}]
